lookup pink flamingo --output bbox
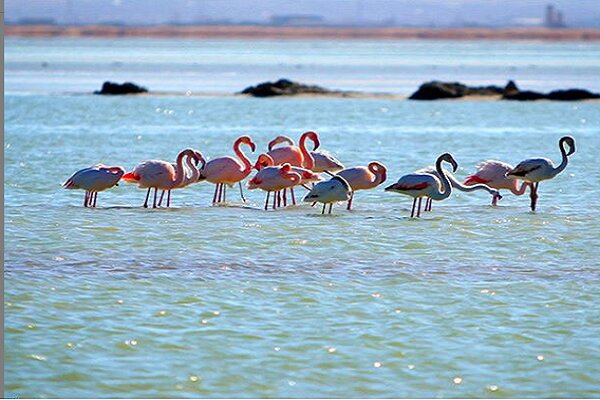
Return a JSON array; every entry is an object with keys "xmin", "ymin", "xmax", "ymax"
[
  {"xmin": 384, "ymin": 153, "xmax": 458, "ymax": 218},
  {"xmin": 198, "ymin": 136, "xmax": 256, "ymax": 204},
  {"xmin": 463, "ymin": 160, "xmax": 530, "ymax": 206},
  {"xmin": 416, "ymin": 165, "xmax": 501, "ymax": 212},
  {"xmin": 336, "ymin": 162, "xmax": 387, "ymax": 210},
  {"xmin": 63, "ymin": 164, "xmax": 125, "ymax": 207},
  {"xmin": 268, "ymin": 134, "xmax": 343, "ymax": 173},
  {"xmin": 254, "ymin": 153, "xmax": 321, "ymax": 207},
  {"xmin": 121, "ymin": 149, "xmax": 201, "ymax": 208},
  {"xmin": 247, "ymin": 164, "xmax": 302, "ymax": 210},
  {"xmin": 157, "ymin": 150, "xmax": 206, "ymax": 207},
  {"xmin": 507, "ymin": 136, "xmax": 575, "ymax": 211},
  {"xmin": 266, "ymin": 131, "xmax": 320, "ymax": 204}
]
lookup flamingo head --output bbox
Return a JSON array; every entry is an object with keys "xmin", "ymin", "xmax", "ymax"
[
  {"xmin": 193, "ymin": 150, "xmax": 206, "ymax": 168},
  {"xmin": 439, "ymin": 153, "xmax": 458, "ymax": 172},
  {"xmin": 235, "ymin": 135, "xmax": 256, "ymax": 152},
  {"xmin": 254, "ymin": 154, "xmax": 274, "ymax": 170},
  {"xmin": 560, "ymin": 136, "xmax": 576, "ymax": 156},
  {"xmin": 303, "ymin": 176, "xmax": 351, "ymax": 204},
  {"xmin": 369, "ymin": 162, "xmax": 387, "ymax": 183},
  {"xmin": 312, "ymin": 151, "xmax": 344, "ymax": 173},
  {"xmin": 300, "ymin": 131, "xmax": 321, "ymax": 150}
]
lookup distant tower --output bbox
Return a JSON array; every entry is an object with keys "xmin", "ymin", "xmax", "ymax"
[{"xmin": 544, "ymin": 4, "xmax": 565, "ymax": 28}]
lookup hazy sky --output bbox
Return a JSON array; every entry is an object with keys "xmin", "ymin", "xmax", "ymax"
[{"xmin": 6, "ymin": 0, "xmax": 600, "ymax": 27}]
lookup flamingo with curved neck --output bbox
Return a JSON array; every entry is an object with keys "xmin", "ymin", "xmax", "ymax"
[
  {"xmin": 122, "ymin": 148, "xmax": 200, "ymax": 208},
  {"xmin": 417, "ymin": 165, "xmax": 501, "ymax": 211},
  {"xmin": 158, "ymin": 150, "xmax": 206, "ymax": 207},
  {"xmin": 248, "ymin": 164, "xmax": 302, "ymax": 210},
  {"xmin": 198, "ymin": 136, "xmax": 256, "ymax": 205},
  {"xmin": 385, "ymin": 153, "xmax": 458, "ymax": 218},
  {"xmin": 336, "ymin": 162, "xmax": 387, "ymax": 210},
  {"xmin": 507, "ymin": 136, "xmax": 575, "ymax": 211},
  {"xmin": 298, "ymin": 131, "xmax": 320, "ymax": 170}
]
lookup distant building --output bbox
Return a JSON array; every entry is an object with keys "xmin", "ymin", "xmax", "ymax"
[
  {"xmin": 269, "ymin": 15, "xmax": 324, "ymax": 27},
  {"xmin": 544, "ymin": 4, "xmax": 565, "ymax": 28}
]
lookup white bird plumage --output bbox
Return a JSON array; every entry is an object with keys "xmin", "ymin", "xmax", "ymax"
[{"xmin": 303, "ymin": 176, "xmax": 352, "ymax": 214}]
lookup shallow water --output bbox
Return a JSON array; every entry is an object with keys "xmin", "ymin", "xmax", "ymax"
[{"xmin": 4, "ymin": 39, "xmax": 600, "ymax": 398}]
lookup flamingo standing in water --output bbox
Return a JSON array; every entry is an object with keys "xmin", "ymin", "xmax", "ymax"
[
  {"xmin": 416, "ymin": 165, "xmax": 501, "ymax": 212},
  {"xmin": 254, "ymin": 154, "xmax": 321, "ymax": 208},
  {"xmin": 303, "ymin": 176, "xmax": 352, "ymax": 215},
  {"xmin": 63, "ymin": 164, "xmax": 125, "ymax": 207},
  {"xmin": 247, "ymin": 164, "xmax": 302, "ymax": 210},
  {"xmin": 507, "ymin": 136, "xmax": 576, "ymax": 211},
  {"xmin": 121, "ymin": 149, "xmax": 201, "ymax": 208},
  {"xmin": 336, "ymin": 162, "xmax": 387, "ymax": 210},
  {"xmin": 157, "ymin": 150, "xmax": 206, "ymax": 208},
  {"xmin": 198, "ymin": 136, "xmax": 256, "ymax": 205},
  {"xmin": 266, "ymin": 132, "xmax": 320, "ymax": 205},
  {"xmin": 268, "ymin": 135, "xmax": 344, "ymax": 174},
  {"xmin": 463, "ymin": 160, "xmax": 530, "ymax": 205},
  {"xmin": 384, "ymin": 153, "xmax": 458, "ymax": 218}
]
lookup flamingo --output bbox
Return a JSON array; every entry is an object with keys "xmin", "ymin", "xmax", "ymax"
[
  {"xmin": 266, "ymin": 131, "xmax": 320, "ymax": 205},
  {"xmin": 268, "ymin": 135, "xmax": 344, "ymax": 174},
  {"xmin": 63, "ymin": 164, "xmax": 125, "ymax": 207},
  {"xmin": 415, "ymin": 165, "xmax": 501, "ymax": 212},
  {"xmin": 384, "ymin": 153, "xmax": 458, "ymax": 218},
  {"xmin": 463, "ymin": 160, "xmax": 530, "ymax": 206},
  {"xmin": 247, "ymin": 164, "xmax": 302, "ymax": 210},
  {"xmin": 157, "ymin": 150, "xmax": 206, "ymax": 208},
  {"xmin": 254, "ymin": 154, "xmax": 321, "ymax": 207},
  {"xmin": 335, "ymin": 162, "xmax": 387, "ymax": 210},
  {"xmin": 507, "ymin": 136, "xmax": 576, "ymax": 211},
  {"xmin": 121, "ymin": 149, "xmax": 201, "ymax": 208},
  {"xmin": 303, "ymin": 176, "xmax": 352, "ymax": 215},
  {"xmin": 198, "ymin": 136, "xmax": 256, "ymax": 205}
]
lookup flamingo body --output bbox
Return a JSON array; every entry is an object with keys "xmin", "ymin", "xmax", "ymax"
[
  {"xmin": 336, "ymin": 162, "xmax": 387, "ymax": 210},
  {"xmin": 63, "ymin": 164, "xmax": 125, "ymax": 207},
  {"xmin": 303, "ymin": 176, "xmax": 352, "ymax": 214},
  {"xmin": 464, "ymin": 160, "xmax": 529, "ymax": 195}
]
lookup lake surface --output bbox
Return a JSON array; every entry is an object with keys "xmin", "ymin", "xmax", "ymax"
[{"xmin": 4, "ymin": 38, "xmax": 600, "ymax": 398}]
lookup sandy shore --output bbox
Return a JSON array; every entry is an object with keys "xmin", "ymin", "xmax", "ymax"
[{"xmin": 6, "ymin": 25, "xmax": 600, "ymax": 41}]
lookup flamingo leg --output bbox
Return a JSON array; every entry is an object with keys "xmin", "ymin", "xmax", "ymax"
[
  {"xmin": 277, "ymin": 191, "xmax": 281, "ymax": 208},
  {"xmin": 291, "ymin": 188, "xmax": 296, "ymax": 205},
  {"xmin": 143, "ymin": 188, "xmax": 151, "ymax": 208},
  {"xmin": 223, "ymin": 184, "xmax": 227, "ymax": 203},
  {"xmin": 311, "ymin": 202, "xmax": 317, "ymax": 207},
  {"xmin": 84, "ymin": 191, "xmax": 89, "ymax": 207},
  {"xmin": 167, "ymin": 190, "xmax": 171, "ymax": 207},
  {"xmin": 92, "ymin": 192, "xmax": 98, "ymax": 207},
  {"xmin": 530, "ymin": 182, "xmax": 539, "ymax": 211},
  {"xmin": 283, "ymin": 188, "xmax": 288, "ymax": 207},
  {"xmin": 217, "ymin": 183, "xmax": 224, "ymax": 203},
  {"xmin": 347, "ymin": 192, "xmax": 354, "ymax": 210},
  {"xmin": 265, "ymin": 191, "xmax": 271, "ymax": 211},
  {"xmin": 153, "ymin": 188, "xmax": 158, "ymax": 208},
  {"xmin": 328, "ymin": 203, "xmax": 333, "ymax": 214},
  {"xmin": 410, "ymin": 197, "xmax": 416, "ymax": 218},
  {"xmin": 212, "ymin": 184, "xmax": 219, "ymax": 204},
  {"xmin": 238, "ymin": 182, "xmax": 246, "ymax": 202},
  {"xmin": 272, "ymin": 189, "xmax": 277, "ymax": 210},
  {"xmin": 322, "ymin": 203, "xmax": 326, "ymax": 215},
  {"xmin": 158, "ymin": 190, "xmax": 165, "ymax": 207},
  {"xmin": 417, "ymin": 198, "xmax": 422, "ymax": 218}
]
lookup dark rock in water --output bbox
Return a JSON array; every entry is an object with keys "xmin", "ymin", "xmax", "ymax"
[
  {"xmin": 94, "ymin": 81, "xmax": 148, "ymax": 95},
  {"xmin": 503, "ymin": 80, "xmax": 519, "ymax": 96},
  {"xmin": 503, "ymin": 90, "xmax": 548, "ymax": 101},
  {"xmin": 409, "ymin": 81, "xmax": 467, "ymax": 100},
  {"xmin": 240, "ymin": 79, "xmax": 334, "ymax": 97},
  {"xmin": 409, "ymin": 81, "xmax": 504, "ymax": 100},
  {"xmin": 547, "ymin": 89, "xmax": 600, "ymax": 101}
]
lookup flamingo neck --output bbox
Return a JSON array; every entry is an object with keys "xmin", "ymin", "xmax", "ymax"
[
  {"xmin": 430, "ymin": 157, "xmax": 453, "ymax": 201},
  {"xmin": 173, "ymin": 150, "xmax": 190, "ymax": 188},
  {"xmin": 446, "ymin": 171, "xmax": 495, "ymax": 194},
  {"xmin": 511, "ymin": 181, "xmax": 530, "ymax": 196},
  {"xmin": 182, "ymin": 154, "xmax": 200, "ymax": 186},
  {"xmin": 268, "ymin": 136, "xmax": 295, "ymax": 151},
  {"xmin": 234, "ymin": 140, "xmax": 252, "ymax": 173},
  {"xmin": 553, "ymin": 139, "xmax": 571, "ymax": 177},
  {"xmin": 368, "ymin": 162, "xmax": 387, "ymax": 185},
  {"xmin": 299, "ymin": 132, "xmax": 318, "ymax": 170}
]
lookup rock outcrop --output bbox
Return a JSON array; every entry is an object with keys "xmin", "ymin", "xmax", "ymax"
[
  {"xmin": 94, "ymin": 81, "xmax": 148, "ymax": 95},
  {"xmin": 240, "ymin": 79, "xmax": 340, "ymax": 97},
  {"xmin": 409, "ymin": 81, "xmax": 504, "ymax": 100}
]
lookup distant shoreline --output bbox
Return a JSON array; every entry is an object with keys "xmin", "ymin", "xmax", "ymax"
[{"xmin": 6, "ymin": 25, "xmax": 600, "ymax": 41}]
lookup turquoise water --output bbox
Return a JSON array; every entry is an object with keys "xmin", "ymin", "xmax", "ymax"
[{"xmin": 5, "ymin": 39, "xmax": 600, "ymax": 398}]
